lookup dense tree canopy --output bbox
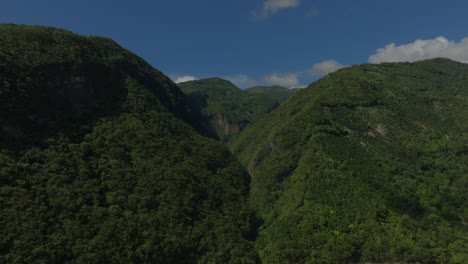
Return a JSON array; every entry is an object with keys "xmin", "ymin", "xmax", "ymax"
[
  {"xmin": 1, "ymin": 24, "xmax": 467, "ymax": 264},
  {"xmin": 0, "ymin": 24, "xmax": 257, "ymax": 263},
  {"xmin": 179, "ymin": 78, "xmax": 279, "ymax": 141},
  {"xmin": 245, "ymin": 86, "xmax": 298, "ymax": 104},
  {"xmin": 229, "ymin": 58, "xmax": 468, "ymax": 263}
]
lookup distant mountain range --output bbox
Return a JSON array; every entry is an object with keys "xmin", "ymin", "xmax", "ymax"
[
  {"xmin": 245, "ymin": 85, "xmax": 299, "ymax": 103},
  {"xmin": 178, "ymin": 77, "xmax": 299, "ymax": 141},
  {"xmin": 179, "ymin": 78, "xmax": 297, "ymax": 140},
  {"xmin": 1, "ymin": 24, "xmax": 467, "ymax": 263}
]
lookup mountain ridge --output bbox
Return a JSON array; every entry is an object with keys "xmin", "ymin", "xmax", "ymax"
[
  {"xmin": 0, "ymin": 24, "xmax": 258, "ymax": 263},
  {"xmin": 0, "ymin": 24, "xmax": 191, "ymax": 149},
  {"xmin": 229, "ymin": 57, "xmax": 468, "ymax": 263},
  {"xmin": 178, "ymin": 77, "xmax": 281, "ymax": 140},
  {"xmin": 245, "ymin": 85, "xmax": 298, "ymax": 103},
  {"xmin": 1, "ymin": 23, "xmax": 467, "ymax": 263}
]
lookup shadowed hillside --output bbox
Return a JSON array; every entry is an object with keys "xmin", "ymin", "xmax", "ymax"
[
  {"xmin": 1, "ymin": 23, "xmax": 467, "ymax": 264},
  {"xmin": 179, "ymin": 78, "xmax": 279, "ymax": 141},
  {"xmin": 0, "ymin": 24, "xmax": 258, "ymax": 263}
]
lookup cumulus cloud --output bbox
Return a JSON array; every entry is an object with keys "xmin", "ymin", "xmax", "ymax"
[
  {"xmin": 264, "ymin": 73, "xmax": 300, "ymax": 87},
  {"xmin": 173, "ymin": 75, "xmax": 197, "ymax": 83},
  {"xmin": 369, "ymin": 36, "xmax": 468, "ymax": 64},
  {"xmin": 309, "ymin": 60, "xmax": 346, "ymax": 76},
  {"xmin": 253, "ymin": 0, "xmax": 301, "ymax": 20}
]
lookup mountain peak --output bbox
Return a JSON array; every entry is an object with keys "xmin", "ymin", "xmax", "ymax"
[{"xmin": 0, "ymin": 25, "xmax": 257, "ymax": 262}]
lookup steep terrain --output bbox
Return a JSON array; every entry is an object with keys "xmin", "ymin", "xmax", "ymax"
[
  {"xmin": 245, "ymin": 85, "xmax": 298, "ymax": 103},
  {"xmin": 179, "ymin": 78, "xmax": 279, "ymax": 140},
  {"xmin": 230, "ymin": 59, "xmax": 468, "ymax": 263},
  {"xmin": 2, "ymin": 24, "xmax": 467, "ymax": 264},
  {"xmin": 0, "ymin": 24, "xmax": 257, "ymax": 263}
]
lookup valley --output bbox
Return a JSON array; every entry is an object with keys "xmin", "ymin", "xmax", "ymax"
[{"xmin": 0, "ymin": 25, "xmax": 467, "ymax": 263}]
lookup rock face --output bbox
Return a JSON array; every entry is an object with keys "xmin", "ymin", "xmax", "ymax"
[
  {"xmin": 178, "ymin": 77, "xmax": 279, "ymax": 140},
  {"xmin": 213, "ymin": 114, "xmax": 246, "ymax": 135},
  {"xmin": 0, "ymin": 24, "xmax": 257, "ymax": 263},
  {"xmin": 229, "ymin": 58, "xmax": 468, "ymax": 263}
]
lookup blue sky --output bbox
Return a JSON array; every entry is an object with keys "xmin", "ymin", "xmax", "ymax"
[{"xmin": 1, "ymin": 0, "xmax": 468, "ymax": 88}]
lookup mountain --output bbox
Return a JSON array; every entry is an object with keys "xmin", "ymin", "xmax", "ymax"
[
  {"xmin": 0, "ymin": 24, "xmax": 257, "ymax": 263},
  {"xmin": 229, "ymin": 58, "xmax": 468, "ymax": 263},
  {"xmin": 245, "ymin": 85, "xmax": 298, "ymax": 103},
  {"xmin": 179, "ymin": 78, "xmax": 279, "ymax": 140},
  {"xmin": 3, "ymin": 24, "xmax": 467, "ymax": 264}
]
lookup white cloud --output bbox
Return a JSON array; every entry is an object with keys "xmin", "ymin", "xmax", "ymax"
[
  {"xmin": 264, "ymin": 73, "xmax": 300, "ymax": 87},
  {"xmin": 253, "ymin": 0, "xmax": 301, "ymax": 20},
  {"xmin": 173, "ymin": 75, "xmax": 197, "ymax": 83},
  {"xmin": 369, "ymin": 36, "xmax": 468, "ymax": 64},
  {"xmin": 309, "ymin": 60, "xmax": 346, "ymax": 76}
]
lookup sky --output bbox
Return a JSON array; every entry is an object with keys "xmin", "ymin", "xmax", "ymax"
[{"xmin": 1, "ymin": 0, "xmax": 468, "ymax": 88}]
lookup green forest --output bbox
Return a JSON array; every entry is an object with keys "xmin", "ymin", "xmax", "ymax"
[
  {"xmin": 0, "ymin": 25, "xmax": 257, "ymax": 263},
  {"xmin": 245, "ymin": 86, "xmax": 298, "ymax": 104},
  {"xmin": 179, "ymin": 78, "xmax": 283, "ymax": 141},
  {"xmin": 1, "ymin": 24, "xmax": 467, "ymax": 263},
  {"xmin": 229, "ymin": 59, "xmax": 468, "ymax": 263}
]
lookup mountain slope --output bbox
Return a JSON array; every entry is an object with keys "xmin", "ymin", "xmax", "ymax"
[
  {"xmin": 245, "ymin": 85, "xmax": 298, "ymax": 103},
  {"xmin": 229, "ymin": 58, "xmax": 468, "ymax": 263},
  {"xmin": 0, "ymin": 24, "xmax": 193, "ymax": 149},
  {"xmin": 179, "ymin": 78, "xmax": 279, "ymax": 140},
  {"xmin": 0, "ymin": 24, "xmax": 257, "ymax": 263}
]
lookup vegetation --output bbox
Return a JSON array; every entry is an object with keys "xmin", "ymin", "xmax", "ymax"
[
  {"xmin": 179, "ymin": 78, "xmax": 279, "ymax": 141},
  {"xmin": 0, "ymin": 24, "xmax": 257, "ymax": 263},
  {"xmin": 2, "ymin": 24, "xmax": 467, "ymax": 264},
  {"xmin": 229, "ymin": 58, "xmax": 468, "ymax": 263},
  {"xmin": 245, "ymin": 85, "xmax": 298, "ymax": 103}
]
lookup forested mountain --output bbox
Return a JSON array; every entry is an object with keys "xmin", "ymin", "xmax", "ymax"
[
  {"xmin": 1, "ymin": 24, "xmax": 467, "ymax": 264},
  {"xmin": 178, "ymin": 78, "xmax": 279, "ymax": 140},
  {"xmin": 229, "ymin": 58, "xmax": 468, "ymax": 263},
  {"xmin": 0, "ymin": 24, "xmax": 257, "ymax": 263},
  {"xmin": 245, "ymin": 85, "xmax": 298, "ymax": 103}
]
